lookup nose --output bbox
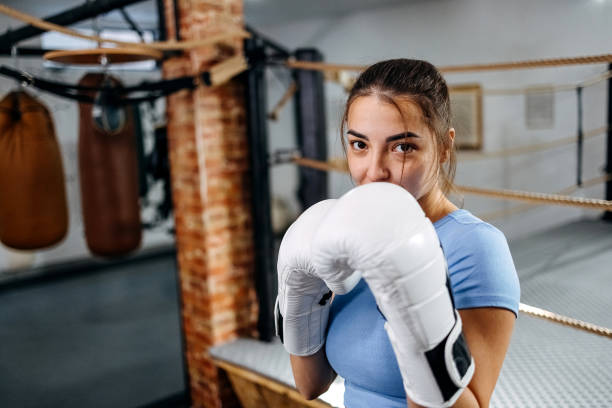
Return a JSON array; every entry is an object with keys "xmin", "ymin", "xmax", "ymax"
[{"xmin": 365, "ymin": 154, "xmax": 390, "ymax": 182}]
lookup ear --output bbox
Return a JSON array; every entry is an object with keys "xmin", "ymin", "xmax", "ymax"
[
  {"xmin": 448, "ymin": 127, "xmax": 456, "ymax": 143},
  {"xmin": 440, "ymin": 128, "xmax": 455, "ymax": 163}
]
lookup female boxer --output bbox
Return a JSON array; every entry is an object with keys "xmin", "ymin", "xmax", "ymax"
[{"xmin": 276, "ymin": 59, "xmax": 520, "ymax": 408}]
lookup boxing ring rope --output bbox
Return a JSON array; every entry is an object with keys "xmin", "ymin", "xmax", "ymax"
[
  {"xmin": 518, "ymin": 303, "xmax": 612, "ymax": 339},
  {"xmin": 289, "ymin": 155, "xmax": 612, "ymax": 211},
  {"xmin": 483, "ymin": 70, "xmax": 612, "ymax": 96},
  {"xmin": 455, "ymin": 185, "xmax": 612, "ymax": 211},
  {"xmin": 286, "ymin": 54, "xmax": 612, "ymax": 74},
  {"xmin": 478, "ymin": 174, "xmax": 612, "ymax": 221},
  {"xmin": 458, "ymin": 126, "xmax": 608, "ymax": 161},
  {"xmin": 323, "ymin": 67, "xmax": 612, "ymax": 97},
  {"xmin": 439, "ymin": 55, "xmax": 612, "ymax": 73}
]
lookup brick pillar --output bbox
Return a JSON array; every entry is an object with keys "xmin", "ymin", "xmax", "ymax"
[{"xmin": 163, "ymin": 1, "xmax": 259, "ymax": 407}]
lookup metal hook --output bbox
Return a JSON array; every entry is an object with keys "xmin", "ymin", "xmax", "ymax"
[
  {"xmin": 10, "ymin": 46, "xmax": 31, "ymax": 90},
  {"xmin": 11, "ymin": 45, "xmax": 17, "ymax": 67},
  {"xmin": 100, "ymin": 53, "xmax": 109, "ymax": 71},
  {"xmin": 10, "ymin": 45, "xmax": 23, "ymax": 90}
]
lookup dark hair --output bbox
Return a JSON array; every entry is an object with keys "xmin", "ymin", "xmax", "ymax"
[{"xmin": 341, "ymin": 58, "xmax": 456, "ymax": 195}]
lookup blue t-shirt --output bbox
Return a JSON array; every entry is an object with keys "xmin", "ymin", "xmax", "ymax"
[{"xmin": 325, "ymin": 209, "xmax": 520, "ymax": 408}]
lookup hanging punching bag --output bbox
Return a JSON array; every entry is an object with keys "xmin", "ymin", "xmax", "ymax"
[
  {"xmin": 78, "ymin": 73, "xmax": 141, "ymax": 257},
  {"xmin": 0, "ymin": 90, "xmax": 68, "ymax": 250}
]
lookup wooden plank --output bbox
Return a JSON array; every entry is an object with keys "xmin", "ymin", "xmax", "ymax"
[
  {"xmin": 226, "ymin": 372, "xmax": 267, "ymax": 408},
  {"xmin": 259, "ymin": 385, "xmax": 293, "ymax": 407},
  {"xmin": 212, "ymin": 358, "xmax": 332, "ymax": 408}
]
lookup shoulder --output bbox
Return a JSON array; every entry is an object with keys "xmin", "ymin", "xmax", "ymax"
[
  {"xmin": 435, "ymin": 209, "xmax": 509, "ymax": 259},
  {"xmin": 434, "ymin": 210, "xmax": 521, "ymax": 316}
]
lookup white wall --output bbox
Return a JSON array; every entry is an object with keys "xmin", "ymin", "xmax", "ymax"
[
  {"xmin": 0, "ymin": 14, "xmax": 174, "ymax": 272},
  {"xmin": 259, "ymin": 0, "xmax": 612, "ymax": 241}
]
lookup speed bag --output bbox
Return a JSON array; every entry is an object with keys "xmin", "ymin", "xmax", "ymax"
[
  {"xmin": 0, "ymin": 91, "xmax": 68, "ymax": 250},
  {"xmin": 78, "ymin": 73, "xmax": 142, "ymax": 257}
]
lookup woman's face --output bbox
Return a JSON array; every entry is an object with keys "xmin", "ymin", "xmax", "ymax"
[{"xmin": 345, "ymin": 95, "xmax": 443, "ymax": 201}]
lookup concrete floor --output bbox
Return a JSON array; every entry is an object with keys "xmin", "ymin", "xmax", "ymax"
[
  {"xmin": 492, "ymin": 218, "xmax": 612, "ymax": 407},
  {"xmin": 0, "ymin": 252, "xmax": 186, "ymax": 408}
]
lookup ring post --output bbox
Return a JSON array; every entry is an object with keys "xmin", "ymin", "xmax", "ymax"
[{"xmin": 292, "ymin": 48, "xmax": 329, "ymax": 210}]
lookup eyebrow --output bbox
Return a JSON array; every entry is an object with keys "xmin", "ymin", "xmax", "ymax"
[{"xmin": 346, "ymin": 129, "xmax": 420, "ymax": 143}]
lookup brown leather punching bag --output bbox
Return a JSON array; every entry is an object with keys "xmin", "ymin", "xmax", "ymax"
[
  {"xmin": 78, "ymin": 73, "xmax": 141, "ymax": 257},
  {"xmin": 0, "ymin": 91, "xmax": 68, "ymax": 249}
]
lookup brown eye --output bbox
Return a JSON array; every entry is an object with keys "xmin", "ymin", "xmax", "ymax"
[
  {"xmin": 393, "ymin": 143, "xmax": 415, "ymax": 153},
  {"xmin": 350, "ymin": 140, "xmax": 367, "ymax": 151}
]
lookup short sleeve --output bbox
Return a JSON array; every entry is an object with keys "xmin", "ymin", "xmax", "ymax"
[{"xmin": 445, "ymin": 223, "xmax": 520, "ymax": 317}]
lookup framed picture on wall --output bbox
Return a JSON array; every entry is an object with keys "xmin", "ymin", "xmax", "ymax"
[{"xmin": 449, "ymin": 84, "xmax": 482, "ymax": 150}]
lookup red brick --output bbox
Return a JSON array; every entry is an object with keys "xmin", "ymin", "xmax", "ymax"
[{"xmin": 164, "ymin": 1, "xmax": 257, "ymax": 406}]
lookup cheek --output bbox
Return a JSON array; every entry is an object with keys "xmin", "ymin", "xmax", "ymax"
[
  {"xmin": 346, "ymin": 156, "xmax": 364, "ymax": 180},
  {"xmin": 397, "ymin": 160, "xmax": 432, "ymax": 195},
  {"xmin": 398, "ymin": 170, "xmax": 420, "ymax": 192}
]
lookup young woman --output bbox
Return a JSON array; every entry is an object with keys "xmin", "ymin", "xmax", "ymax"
[{"xmin": 280, "ymin": 59, "xmax": 520, "ymax": 408}]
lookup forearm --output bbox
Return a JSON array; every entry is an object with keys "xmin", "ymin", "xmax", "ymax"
[{"xmin": 290, "ymin": 347, "xmax": 337, "ymax": 400}]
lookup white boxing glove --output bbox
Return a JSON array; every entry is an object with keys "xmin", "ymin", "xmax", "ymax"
[
  {"xmin": 313, "ymin": 182, "xmax": 475, "ymax": 407},
  {"xmin": 275, "ymin": 199, "xmax": 360, "ymax": 356}
]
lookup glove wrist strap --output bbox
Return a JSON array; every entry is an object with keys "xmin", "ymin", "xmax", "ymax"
[{"xmin": 423, "ymin": 311, "xmax": 475, "ymax": 406}]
